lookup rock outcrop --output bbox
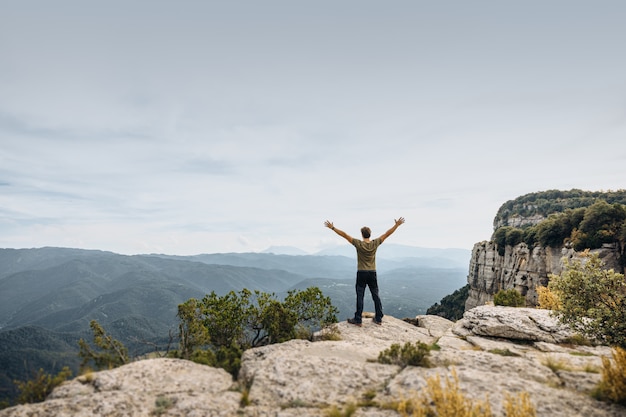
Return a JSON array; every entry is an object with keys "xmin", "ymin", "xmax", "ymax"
[
  {"xmin": 0, "ymin": 357, "xmax": 241, "ymax": 417},
  {"xmin": 465, "ymin": 241, "xmax": 622, "ymax": 311},
  {"xmin": 1, "ymin": 307, "xmax": 623, "ymax": 417}
]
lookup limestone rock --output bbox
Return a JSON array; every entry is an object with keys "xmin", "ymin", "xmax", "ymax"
[
  {"xmin": 414, "ymin": 314, "xmax": 454, "ymax": 338},
  {"xmin": 239, "ymin": 339, "xmax": 399, "ymax": 409},
  {"xmin": 240, "ymin": 316, "xmax": 435, "ymax": 409},
  {"xmin": 454, "ymin": 305, "xmax": 575, "ymax": 343},
  {"xmin": 0, "ymin": 358, "xmax": 240, "ymax": 417},
  {"xmin": 465, "ymin": 241, "xmax": 622, "ymax": 310},
  {"xmin": 2, "ymin": 308, "xmax": 623, "ymax": 417}
]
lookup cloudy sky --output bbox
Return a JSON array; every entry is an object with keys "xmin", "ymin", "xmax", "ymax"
[{"xmin": 1, "ymin": 1, "xmax": 625, "ymax": 256}]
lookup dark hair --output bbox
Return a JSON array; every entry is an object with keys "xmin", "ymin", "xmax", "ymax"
[{"xmin": 361, "ymin": 227, "xmax": 371, "ymax": 239}]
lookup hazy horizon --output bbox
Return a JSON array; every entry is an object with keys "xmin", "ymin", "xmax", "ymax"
[{"xmin": 2, "ymin": 1, "xmax": 625, "ymax": 256}]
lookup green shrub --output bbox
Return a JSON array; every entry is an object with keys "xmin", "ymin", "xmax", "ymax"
[
  {"xmin": 176, "ymin": 286, "xmax": 338, "ymax": 376},
  {"xmin": 377, "ymin": 341, "xmax": 431, "ymax": 368},
  {"xmin": 548, "ymin": 252, "xmax": 626, "ymax": 348},
  {"xmin": 14, "ymin": 367, "xmax": 72, "ymax": 404},
  {"xmin": 283, "ymin": 287, "xmax": 338, "ymax": 338},
  {"xmin": 189, "ymin": 349, "xmax": 216, "ymax": 366},
  {"xmin": 494, "ymin": 227, "xmax": 510, "ymax": 256},
  {"xmin": 506, "ymin": 228, "xmax": 524, "ymax": 247},
  {"xmin": 571, "ymin": 201, "xmax": 626, "ymax": 251},
  {"xmin": 214, "ymin": 344, "xmax": 244, "ymax": 378},
  {"xmin": 523, "ymin": 227, "xmax": 538, "ymax": 247},
  {"xmin": 78, "ymin": 320, "xmax": 129, "ymax": 372},
  {"xmin": 153, "ymin": 395, "xmax": 176, "ymax": 416},
  {"xmin": 493, "ymin": 289, "xmax": 525, "ymax": 307}
]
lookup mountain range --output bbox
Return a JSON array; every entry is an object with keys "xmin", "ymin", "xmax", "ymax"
[{"xmin": 0, "ymin": 245, "xmax": 469, "ymax": 403}]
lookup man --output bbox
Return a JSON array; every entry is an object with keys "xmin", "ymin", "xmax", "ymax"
[{"xmin": 324, "ymin": 217, "xmax": 405, "ymax": 326}]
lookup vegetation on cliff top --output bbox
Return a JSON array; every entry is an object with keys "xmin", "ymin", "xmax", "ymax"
[
  {"xmin": 494, "ymin": 189, "xmax": 626, "ymax": 227},
  {"xmin": 493, "ymin": 199, "xmax": 626, "ymax": 265},
  {"xmin": 492, "ymin": 190, "xmax": 626, "ymax": 264},
  {"xmin": 429, "ymin": 189, "xmax": 626, "ymax": 321}
]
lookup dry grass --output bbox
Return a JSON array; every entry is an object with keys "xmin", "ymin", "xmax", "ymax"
[
  {"xmin": 593, "ymin": 347, "xmax": 626, "ymax": 405},
  {"xmin": 489, "ymin": 348, "xmax": 521, "ymax": 357},
  {"xmin": 317, "ymin": 324, "xmax": 342, "ymax": 341},
  {"xmin": 386, "ymin": 368, "xmax": 536, "ymax": 417},
  {"xmin": 536, "ymin": 285, "xmax": 562, "ymax": 310},
  {"xmin": 542, "ymin": 355, "xmax": 572, "ymax": 373},
  {"xmin": 325, "ymin": 402, "xmax": 357, "ymax": 417},
  {"xmin": 503, "ymin": 391, "xmax": 536, "ymax": 417}
]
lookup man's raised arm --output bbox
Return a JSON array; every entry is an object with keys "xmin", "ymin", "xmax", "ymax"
[
  {"xmin": 378, "ymin": 217, "xmax": 405, "ymax": 242},
  {"xmin": 324, "ymin": 220, "xmax": 353, "ymax": 244}
]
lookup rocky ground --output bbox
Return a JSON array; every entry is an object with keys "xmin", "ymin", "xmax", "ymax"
[{"xmin": 1, "ymin": 306, "xmax": 624, "ymax": 416}]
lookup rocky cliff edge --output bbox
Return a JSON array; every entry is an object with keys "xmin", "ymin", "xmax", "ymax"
[
  {"xmin": 1, "ymin": 307, "xmax": 623, "ymax": 417},
  {"xmin": 466, "ymin": 241, "xmax": 622, "ymax": 311}
]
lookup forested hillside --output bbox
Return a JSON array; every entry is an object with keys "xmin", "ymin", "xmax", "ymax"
[{"xmin": 0, "ymin": 246, "xmax": 468, "ymax": 403}]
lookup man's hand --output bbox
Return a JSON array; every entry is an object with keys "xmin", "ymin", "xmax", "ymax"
[
  {"xmin": 325, "ymin": 220, "xmax": 353, "ymax": 243},
  {"xmin": 379, "ymin": 216, "xmax": 405, "ymax": 242}
]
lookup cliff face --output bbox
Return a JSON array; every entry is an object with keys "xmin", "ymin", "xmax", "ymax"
[{"xmin": 465, "ymin": 241, "xmax": 622, "ymax": 311}]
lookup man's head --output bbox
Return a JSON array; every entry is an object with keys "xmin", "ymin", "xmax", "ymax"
[{"xmin": 361, "ymin": 226, "xmax": 371, "ymax": 239}]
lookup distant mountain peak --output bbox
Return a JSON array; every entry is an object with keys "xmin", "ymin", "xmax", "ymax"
[{"xmin": 260, "ymin": 246, "xmax": 309, "ymax": 256}]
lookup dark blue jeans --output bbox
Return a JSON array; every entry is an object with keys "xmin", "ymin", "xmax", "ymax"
[{"xmin": 353, "ymin": 270, "xmax": 383, "ymax": 323}]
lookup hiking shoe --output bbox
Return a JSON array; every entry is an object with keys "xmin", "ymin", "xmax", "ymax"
[
  {"xmin": 347, "ymin": 318, "xmax": 362, "ymax": 327},
  {"xmin": 373, "ymin": 319, "xmax": 382, "ymax": 325}
]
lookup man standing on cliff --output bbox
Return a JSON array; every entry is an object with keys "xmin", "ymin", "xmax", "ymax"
[{"xmin": 324, "ymin": 217, "xmax": 405, "ymax": 326}]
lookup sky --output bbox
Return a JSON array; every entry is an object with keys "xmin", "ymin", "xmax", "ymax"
[{"xmin": 1, "ymin": 1, "xmax": 625, "ymax": 256}]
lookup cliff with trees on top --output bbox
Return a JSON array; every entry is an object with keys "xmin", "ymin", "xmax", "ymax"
[{"xmin": 466, "ymin": 189, "xmax": 626, "ymax": 311}]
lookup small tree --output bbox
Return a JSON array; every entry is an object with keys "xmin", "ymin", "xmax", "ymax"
[
  {"xmin": 13, "ymin": 367, "xmax": 72, "ymax": 404},
  {"xmin": 177, "ymin": 298, "xmax": 210, "ymax": 360},
  {"xmin": 201, "ymin": 289, "xmax": 253, "ymax": 349},
  {"xmin": 493, "ymin": 288, "xmax": 525, "ymax": 307},
  {"xmin": 283, "ymin": 287, "xmax": 338, "ymax": 339},
  {"xmin": 572, "ymin": 201, "xmax": 626, "ymax": 251},
  {"xmin": 256, "ymin": 297, "xmax": 297, "ymax": 344},
  {"xmin": 175, "ymin": 286, "xmax": 338, "ymax": 374},
  {"xmin": 78, "ymin": 320, "xmax": 129, "ymax": 372},
  {"xmin": 494, "ymin": 226, "xmax": 511, "ymax": 255},
  {"xmin": 548, "ymin": 252, "xmax": 626, "ymax": 348}
]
